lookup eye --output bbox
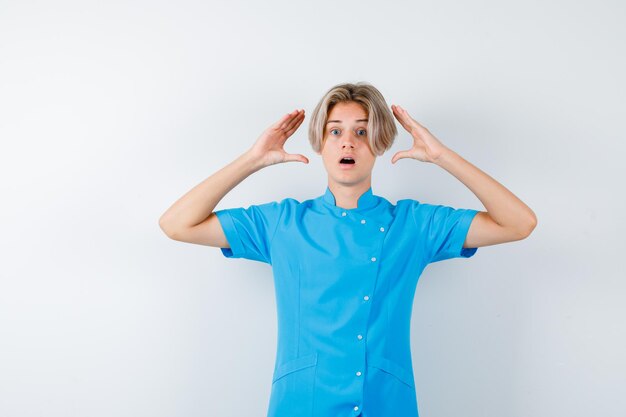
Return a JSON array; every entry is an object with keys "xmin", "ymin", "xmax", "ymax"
[{"xmin": 328, "ymin": 128, "xmax": 366, "ymax": 137}]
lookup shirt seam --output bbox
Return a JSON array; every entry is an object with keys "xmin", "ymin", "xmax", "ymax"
[
  {"xmin": 267, "ymin": 199, "xmax": 288, "ymax": 264},
  {"xmin": 408, "ymin": 200, "xmax": 428, "ymax": 262}
]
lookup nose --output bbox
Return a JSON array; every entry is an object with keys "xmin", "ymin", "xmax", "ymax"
[{"xmin": 341, "ymin": 132, "xmax": 358, "ymax": 148}]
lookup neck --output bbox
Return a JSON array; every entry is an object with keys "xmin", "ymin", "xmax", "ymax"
[{"xmin": 327, "ymin": 180, "xmax": 371, "ymax": 209}]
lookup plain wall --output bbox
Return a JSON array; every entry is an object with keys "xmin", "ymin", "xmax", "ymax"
[{"xmin": 1, "ymin": 0, "xmax": 624, "ymax": 416}]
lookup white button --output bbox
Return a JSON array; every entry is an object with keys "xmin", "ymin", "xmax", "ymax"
[
  {"xmin": 356, "ymin": 371, "xmax": 362, "ymax": 376},
  {"xmin": 342, "ymin": 212, "xmax": 347, "ymax": 217},
  {"xmin": 363, "ymin": 295, "xmax": 369, "ymax": 301},
  {"xmin": 371, "ymin": 257, "xmax": 376, "ymax": 262},
  {"xmin": 379, "ymin": 227, "xmax": 385, "ymax": 232},
  {"xmin": 354, "ymin": 406, "xmax": 359, "ymax": 411},
  {"xmin": 357, "ymin": 334, "xmax": 363, "ymax": 340},
  {"xmin": 361, "ymin": 219, "xmax": 366, "ymax": 224}
]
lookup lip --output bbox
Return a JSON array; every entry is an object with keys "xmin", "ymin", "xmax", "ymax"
[
  {"xmin": 338, "ymin": 155, "xmax": 356, "ymax": 170},
  {"xmin": 339, "ymin": 160, "xmax": 357, "ymax": 170}
]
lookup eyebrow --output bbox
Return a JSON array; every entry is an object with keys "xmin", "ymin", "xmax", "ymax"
[{"xmin": 326, "ymin": 119, "xmax": 368, "ymax": 124}]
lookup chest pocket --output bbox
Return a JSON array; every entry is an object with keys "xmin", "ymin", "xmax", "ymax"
[{"xmin": 268, "ymin": 353, "xmax": 318, "ymax": 417}]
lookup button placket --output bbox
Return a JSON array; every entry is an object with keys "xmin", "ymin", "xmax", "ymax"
[
  {"xmin": 318, "ymin": 189, "xmax": 389, "ymax": 417},
  {"xmin": 356, "ymin": 253, "xmax": 371, "ymax": 416},
  {"xmin": 337, "ymin": 209, "xmax": 385, "ymax": 417}
]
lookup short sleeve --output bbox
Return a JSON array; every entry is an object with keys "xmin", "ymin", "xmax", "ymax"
[
  {"xmin": 213, "ymin": 200, "xmax": 285, "ymax": 265},
  {"xmin": 411, "ymin": 201, "xmax": 480, "ymax": 263}
]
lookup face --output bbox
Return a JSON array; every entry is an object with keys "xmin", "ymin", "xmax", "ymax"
[{"xmin": 316, "ymin": 101, "xmax": 377, "ymax": 187}]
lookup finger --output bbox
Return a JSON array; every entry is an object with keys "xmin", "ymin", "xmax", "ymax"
[
  {"xmin": 276, "ymin": 110, "xmax": 303, "ymax": 135},
  {"xmin": 282, "ymin": 110, "xmax": 305, "ymax": 133},
  {"xmin": 392, "ymin": 104, "xmax": 405, "ymax": 115},
  {"xmin": 393, "ymin": 114, "xmax": 412, "ymax": 132},
  {"xmin": 284, "ymin": 112, "xmax": 305, "ymax": 137},
  {"xmin": 392, "ymin": 105, "xmax": 408, "ymax": 123},
  {"xmin": 394, "ymin": 106, "xmax": 412, "ymax": 125},
  {"xmin": 391, "ymin": 150, "xmax": 412, "ymax": 164},
  {"xmin": 280, "ymin": 115, "xmax": 305, "ymax": 145},
  {"xmin": 274, "ymin": 109, "xmax": 301, "ymax": 129},
  {"xmin": 272, "ymin": 114, "xmax": 291, "ymax": 131},
  {"xmin": 393, "ymin": 107, "xmax": 421, "ymax": 133},
  {"xmin": 396, "ymin": 106, "xmax": 425, "ymax": 130},
  {"xmin": 393, "ymin": 105, "xmax": 412, "ymax": 120},
  {"xmin": 394, "ymin": 104, "xmax": 407, "ymax": 113},
  {"xmin": 283, "ymin": 153, "xmax": 309, "ymax": 164}
]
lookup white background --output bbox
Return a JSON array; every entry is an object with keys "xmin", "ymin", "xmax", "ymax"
[{"xmin": 1, "ymin": 0, "xmax": 624, "ymax": 416}]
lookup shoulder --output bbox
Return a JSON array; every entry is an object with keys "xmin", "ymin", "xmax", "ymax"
[
  {"xmin": 240, "ymin": 196, "xmax": 301, "ymax": 212},
  {"xmin": 392, "ymin": 198, "xmax": 421, "ymax": 221},
  {"xmin": 392, "ymin": 198, "xmax": 460, "ymax": 227},
  {"xmin": 279, "ymin": 197, "xmax": 301, "ymax": 206},
  {"xmin": 256, "ymin": 197, "xmax": 307, "ymax": 220},
  {"xmin": 394, "ymin": 198, "xmax": 419, "ymax": 208},
  {"xmin": 273, "ymin": 197, "xmax": 303, "ymax": 213}
]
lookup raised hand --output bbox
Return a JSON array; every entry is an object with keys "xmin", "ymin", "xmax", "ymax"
[
  {"xmin": 248, "ymin": 109, "xmax": 309, "ymax": 168},
  {"xmin": 390, "ymin": 104, "xmax": 449, "ymax": 164}
]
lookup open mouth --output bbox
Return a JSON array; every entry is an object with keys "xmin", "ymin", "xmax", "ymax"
[{"xmin": 339, "ymin": 157, "xmax": 356, "ymax": 165}]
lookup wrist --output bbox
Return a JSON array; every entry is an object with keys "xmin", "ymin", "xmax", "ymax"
[
  {"xmin": 432, "ymin": 147, "xmax": 455, "ymax": 166},
  {"xmin": 239, "ymin": 150, "xmax": 265, "ymax": 174}
]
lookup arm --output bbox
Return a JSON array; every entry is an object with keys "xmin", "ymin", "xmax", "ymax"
[
  {"xmin": 390, "ymin": 104, "xmax": 537, "ymax": 248},
  {"xmin": 158, "ymin": 108, "xmax": 308, "ymax": 246},
  {"xmin": 433, "ymin": 149, "xmax": 537, "ymax": 247},
  {"xmin": 158, "ymin": 151, "xmax": 262, "ymax": 246}
]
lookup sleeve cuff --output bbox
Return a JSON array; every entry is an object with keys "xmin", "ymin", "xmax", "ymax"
[
  {"xmin": 214, "ymin": 210, "xmax": 245, "ymax": 259},
  {"xmin": 455, "ymin": 209, "xmax": 479, "ymax": 258}
]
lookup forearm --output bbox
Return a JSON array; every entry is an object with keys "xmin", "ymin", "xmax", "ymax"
[
  {"xmin": 158, "ymin": 150, "xmax": 263, "ymax": 235},
  {"xmin": 434, "ymin": 148, "xmax": 537, "ymax": 234}
]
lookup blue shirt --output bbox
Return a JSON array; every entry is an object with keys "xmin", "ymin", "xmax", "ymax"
[{"xmin": 214, "ymin": 186, "xmax": 479, "ymax": 417}]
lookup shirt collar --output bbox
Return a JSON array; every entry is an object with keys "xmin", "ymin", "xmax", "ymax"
[{"xmin": 322, "ymin": 186, "xmax": 378, "ymax": 212}]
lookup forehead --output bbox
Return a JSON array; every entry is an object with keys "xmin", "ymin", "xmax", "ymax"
[{"xmin": 327, "ymin": 101, "xmax": 368, "ymax": 120}]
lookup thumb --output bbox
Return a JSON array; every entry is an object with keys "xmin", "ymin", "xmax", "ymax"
[
  {"xmin": 283, "ymin": 153, "xmax": 310, "ymax": 164},
  {"xmin": 391, "ymin": 150, "xmax": 412, "ymax": 164}
]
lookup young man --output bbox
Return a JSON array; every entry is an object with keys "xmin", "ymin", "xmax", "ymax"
[{"xmin": 159, "ymin": 82, "xmax": 537, "ymax": 417}]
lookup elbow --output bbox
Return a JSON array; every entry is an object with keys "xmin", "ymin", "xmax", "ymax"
[
  {"xmin": 519, "ymin": 214, "xmax": 538, "ymax": 239},
  {"xmin": 159, "ymin": 216, "xmax": 176, "ymax": 239}
]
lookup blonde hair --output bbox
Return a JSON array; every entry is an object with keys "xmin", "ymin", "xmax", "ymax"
[{"xmin": 308, "ymin": 81, "xmax": 397, "ymax": 156}]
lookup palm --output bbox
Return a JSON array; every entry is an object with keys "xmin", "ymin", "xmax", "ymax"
[
  {"xmin": 250, "ymin": 109, "xmax": 309, "ymax": 167},
  {"xmin": 408, "ymin": 139, "xmax": 433, "ymax": 162},
  {"xmin": 390, "ymin": 104, "xmax": 448, "ymax": 164}
]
